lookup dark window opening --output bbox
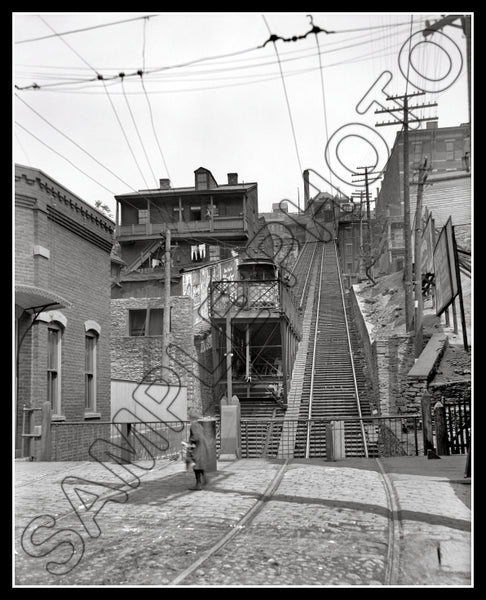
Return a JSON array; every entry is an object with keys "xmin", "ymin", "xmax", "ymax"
[
  {"xmin": 190, "ymin": 207, "xmax": 202, "ymax": 221},
  {"xmin": 129, "ymin": 308, "xmax": 166, "ymax": 336}
]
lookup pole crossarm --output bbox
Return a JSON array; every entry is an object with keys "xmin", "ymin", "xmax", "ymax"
[
  {"xmin": 375, "ymin": 103, "xmax": 438, "ymax": 114},
  {"xmin": 386, "ymin": 91, "xmax": 425, "ymax": 100},
  {"xmin": 376, "ymin": 117, "xmax": 438, "ymax": 127}
]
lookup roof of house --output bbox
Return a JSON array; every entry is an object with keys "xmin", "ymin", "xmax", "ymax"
[{"xmin": 115, "ymin": 183, "xmax": 257, "ymax": 200}]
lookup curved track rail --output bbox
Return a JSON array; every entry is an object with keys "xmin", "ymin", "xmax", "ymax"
[
  {"xmin": 169, "ymin": 459, "xmax": 290, "ymax": 585},
  {"xmin": 167, "ymin": 458, "xmax": 402, "ymax": 586}
]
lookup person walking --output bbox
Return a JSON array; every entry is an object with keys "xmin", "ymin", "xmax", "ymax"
[{"xmin": 187, "ymin": 411, "xmax": 210, "ymax": 491}]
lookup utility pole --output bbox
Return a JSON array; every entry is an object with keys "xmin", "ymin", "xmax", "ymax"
[
  {"xmin": 351, "ymin": 191, "xmax": 364, "ymax": 274},
  {"xmin": 423, "ymin": 14, "xmax": 471, "ymax": 125},
  {"xmin": 413, "ymin": 157, "xmax": 430, "ymax": 358},
  {"xmin": 352, "ymin": 166, "xmax": 380, "ymax": 282},
  {"xmin": 161, "ymin": 225, "xmax": 171, "ymax": 372},
  {"xmin": 375, "ymin": 92, "xmax": 438, "ymax": 332}
]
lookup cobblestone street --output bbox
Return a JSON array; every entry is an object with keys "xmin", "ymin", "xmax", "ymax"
[{"xmin": 14, "ymin": 456, "xmax": 471, "ymax": 587}]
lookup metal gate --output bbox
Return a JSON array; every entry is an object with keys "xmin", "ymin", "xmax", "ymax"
[{"xmin": 445, "ymin": 399, "xmax": 470, "ymax": 454}]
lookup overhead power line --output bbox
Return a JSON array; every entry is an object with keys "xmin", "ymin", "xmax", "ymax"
[
  {"xmin": 262, "ymin": 14, "xmax": 304, "ymax": 177},
  {"xmin": 120, "ymin": 75, "xmax": 158, "ymax": 187},
  {"xmin": 15, "ymin": 121, "xmax": 117, "ymax": 195},
  {"xmin": 15, "ymin": 17, "xmax": 428, "ymax": 92},
  {"xmin": 15, "ymin": 14, "xmax": 158, "ymax": 44}
]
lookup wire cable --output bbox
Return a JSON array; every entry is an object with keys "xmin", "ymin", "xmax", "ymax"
[
  {"xmin": 16, "ymin": 20, "xmax": 427, "ymax": 92},
  {"xmin": 140, "ymin": 74, "xmax": 172, "ymax": 182},
  {"xmin": 311, "ymin": 15, "xmax": 333, "ymax": 191},
  {"xmin": 15, "ymin": 93, "xmax": 139, "ymax": 191},
  {"xmin": 37, "ymin": 16, "xmax": 98, "ymax": 73},
  {"xmin": 262, "ymin": 14, "xmax": 303, "ymax": 177},
  {"xmin": 15, "ymin": 131, "xmax": 32, "ymax": 166},
  {"xmin": 120, "ymin": 75, "xmax": 158, "ymax": 187},
  {"xmin": 15, "ymin": 120, "xmax": 117, "ymax": 195},
  {"xmin": 16, "ymin": 14, "xmax": 159, "ymax": 44},
  {"xmin": 102, "ymin": 79, "xmax": 150, "ymax": 189}
]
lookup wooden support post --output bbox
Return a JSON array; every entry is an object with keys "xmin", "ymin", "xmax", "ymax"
[
  {"xmin": 434, "ymin": 400, "xmax": 448, "ymax": 456},
  {"xmin": 211, "ymin": 323, "xmax": 221, "ymax": 402},
  {"xmin": 120, "ymin": 423, "xmax": 132, "ymax": 464},
  {"xmin": 325, "ymin": 422, "xmax": 335, "ymax": 461},
  {"xmin": 280, "ymin": 319, "xmax": 288, "ymax": 402},
  {"xmin": 225, "ymin": 317, "xmax": 233, "ymax": 401},
  {"xmin": 421, "ymin": 391, "xmax": 435, "ymax": 455},
  {"xmin": 451, "ymin": 298, "xmax": 458, "ymax": 334},
  {"xmin": 40, "ymin": 401, "xmax": 52, "ymax": 461},
  {"xmin": 161, "ymin": 225, "xmax": 171, "ymax": 372},
  {"xmin": 245, "ymin": 323, "xmax": 250, "ymax": 398}
]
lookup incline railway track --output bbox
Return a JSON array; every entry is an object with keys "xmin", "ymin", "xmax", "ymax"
[{"xmin": 294, "ymin": 240, "xmax": 371, "ymax": 458}]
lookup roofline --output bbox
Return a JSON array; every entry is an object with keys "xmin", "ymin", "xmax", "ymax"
[
  {"xmin": 15, "ymin": 163, "xmax": 116, "ymax": 225},
  {"xmin": 115, "ymin": 183, "xmax": 257, "ymax": 201}
]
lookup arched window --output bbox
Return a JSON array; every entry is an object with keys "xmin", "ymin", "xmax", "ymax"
[
  {"xmin": 47, "ymin": 322, "xmax": 63, "ymax": 414},
  {"xmin": 85, "ymin": 330, "xmax": 98, "ymax": 412}
]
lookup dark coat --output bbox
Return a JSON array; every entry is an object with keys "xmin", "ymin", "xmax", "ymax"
[{"xmin": 188, "ymin": 421, "xmax": 210, "ymax": 471}]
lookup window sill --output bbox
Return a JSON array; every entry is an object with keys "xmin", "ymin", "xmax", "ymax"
[
  {"xmin": 84, "ymin": 412, "xmax": 101, "ymax": 420},
  {"xmin": 51, "ymin": 415, "xmax": 66, "ymax": 422}
]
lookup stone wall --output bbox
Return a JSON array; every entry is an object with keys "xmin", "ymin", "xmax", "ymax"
[
  {"xmin": 348, "ymin": 287, "xmax": 416, "ymax": 415},
  {"xmin": 429, "ymin": 380, "xmax": 471, "ymax": 404},
  {"xmin": 375, "ymin": 334, "xmax": 416, "ymax": 414},
  {"xmin": 347, "ymin": 288, "xmax": 380, "ymax": 413},
  {"xmin": 111, "ymin": 295, "xmax": 203, "ymax": 415}
]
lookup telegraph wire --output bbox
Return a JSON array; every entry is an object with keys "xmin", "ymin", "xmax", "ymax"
[
  {"xmin": 15, "ymin": 92, "xmax": 137, "ymax": 190},
  {"xmin": 37, "ymin": 16, "xmax": 98, "ymax": 74},
  {"xmin": 142, "ymin": 16, "xmax": 148, "ymax": 73},
  {"xmin": 15, "ymin": 14, "xmax": 159, "ymax": 44},
  {"xmin": 34, "ymin": 16, "xmax": 153, "ymax": 191},
  {"xmin": 102, "ymin": 79, "xmax": 151, "ymax": 189},
  {"xmin": 15, "ymin": 121, "xmax": 117, "ymax": 195},
  {"xmin": 137, "ymin": 17, "xmax": 172, "ymax": 184},
  {"xmin": 14, "ymin": 21, "xmax": 418, "ymax": 75},
  {"xmin": 140, "ymin": 74, "xmax": 172, "ymax": 183},
  {"xmin": 262, "ymin": 14, "xmax": 303, "ymax": 177},
  {"xmin": 15, "ymin": 131, "xmax": 32, "ymax": 166},
  {"xmin": 309, "ymin": 14, "xmax": 333, "ymax": 191},
  {"xmin": 15, "ymin": 19, "xmax": 428, "ymax": 92},
  {"xmin": 120, "ymin": 75, "xmax": 158, "ymax": 187},
  {"xmin": 33, "ymin": 43, "xmax": 404, "ymax": 96},
  {"xmin": 405, "ymin": 15, "xmax": 414, "ymax": 97}
]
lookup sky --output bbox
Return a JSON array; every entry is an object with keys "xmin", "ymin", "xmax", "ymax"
[{"xmin": 13, "ymin": 11, "xmax": 471, "ymax": 218}]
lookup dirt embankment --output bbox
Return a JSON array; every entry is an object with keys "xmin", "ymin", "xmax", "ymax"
[{"xmin": 354, "ymin": 270, "xmax": 471, "ymax": 384}]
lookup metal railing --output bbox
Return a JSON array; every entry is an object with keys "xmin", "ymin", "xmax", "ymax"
[
  {"xmin": 118, "ymin": 216, "xmax": 246, "ymax": 238},
  {"xmin": 210, "ymin": 279, "xmax": 301, "ymax": 336},
  {"xmin": 241, "ymin": 415, "xmax": 422, "ymax": 459},
  {"xmin": 333, "ymin": 240, "xmax": 369, "ymax": 458},
  {"xmin": 49, "ymin": 420, "xmax": 191, "ymax": 462}
]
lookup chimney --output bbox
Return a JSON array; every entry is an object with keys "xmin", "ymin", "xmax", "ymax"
[
  {"xmin": 426, "ymin": 121, "xmax": 438, "ymax": 130},
  {"xmin": 303, "ymin": 169, "xmax": 310, "ymax": 208},
  {"xmin": 159, "ymin": 178, "xmax": 171, "ymax": 189},
  {"xmin": 227, "ymin": 173, "xmax": 238, "ymax": 185}
]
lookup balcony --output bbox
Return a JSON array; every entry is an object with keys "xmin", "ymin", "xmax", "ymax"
[
  {"xmin": 209, "ymin": 280, "xmax": 301, "ymax": 337},
  {"xmin": 118, "ymin": 216, "xmax": 247, "ymax": 239}
]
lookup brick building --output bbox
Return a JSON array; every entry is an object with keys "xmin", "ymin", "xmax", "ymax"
[
  {"xmin": 110, "ymin": 167, "xmax": 268, "ymax": 419},
  {"xmin": 259, "ymin": 200, "xmax": 306, "ymax": 275},
  {"xmin": 15, "ymin": 164, "xmax": 115, "ymax": 459},
  {"xmin": 375, "ymin": 122, "xmax": 471, "ymax": 274}
]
